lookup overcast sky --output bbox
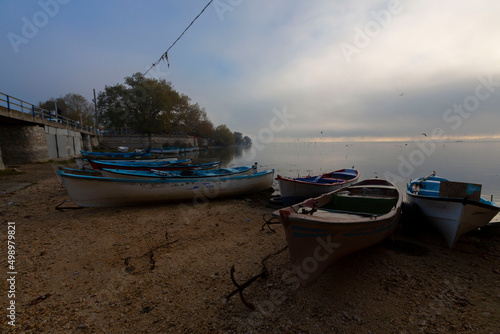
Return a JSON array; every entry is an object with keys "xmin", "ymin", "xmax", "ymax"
[{"xmin": 1, "ymin": 0, "xmax": 499, "ymax": 142}]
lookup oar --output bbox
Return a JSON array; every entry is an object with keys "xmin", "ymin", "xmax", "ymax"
[
  {"xmin": 411, "ymin": 171, "xmax": 436, "ymax": 193},
  {"xmin": 420, "ymin": 171, "xmax": 436, "ymax": 182}
]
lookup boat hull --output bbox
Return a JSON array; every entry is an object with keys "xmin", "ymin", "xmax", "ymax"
[
  {"xmin": 75, "ymin": 157, "xmax": 180, "ymax": 169},
  {"xmin": 406, "ymin": 193, "xmax": 500, "ymax": 247},
  {"xmin": 57, "ymin": 169, "xmax": 274, "ymax": 207},
  {"xmin": 277, "ymin": 168, "xmax": 360, "ymax": 206},
  {"xmin": 275, "ymin": 178, "xmax": 402, "ymax": 286},
  {"xmin": 88, "ymin": 159, "xmax": 219, "ymax": 171}
]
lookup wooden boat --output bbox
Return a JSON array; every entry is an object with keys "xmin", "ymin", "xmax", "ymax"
[
  {"xmin": 406, "ymin": 172, "xmax": 500, "ymax": 248},
  {"xmin": 87, "ymin": 159, "xmax": 220, "ymax": 171},
  {"xmin": 276, "ymin": 168, "xmax": 360, "ymax": 206},
  {"xmin": 56, "ymin": 168, "xmax": 274, "ymax": 207},
  {"xmin": 100, "ymin": 164, "xmax": 257, "ymax": 179},
  {"xmin": 275, "ymin": 178, "xmax": 402, "ymax": 286}
]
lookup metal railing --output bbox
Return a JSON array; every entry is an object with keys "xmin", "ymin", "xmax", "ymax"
[{"xmin": 0, "ymin": 91, "xmax": 97, "ymax": 133}]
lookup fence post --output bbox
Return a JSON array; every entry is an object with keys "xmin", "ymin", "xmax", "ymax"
[
  {"xmin": 6, "ymin": 95, "xmax": 10, "ymax": 112},
  {"xmin": 32, "ymin": 105, "xmax": 35, "ymax": 119}
]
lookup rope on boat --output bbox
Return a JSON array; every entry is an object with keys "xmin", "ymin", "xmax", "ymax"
[{"xmin": 226, "ymin": 245, "xmax": 288, "ymax": 310}]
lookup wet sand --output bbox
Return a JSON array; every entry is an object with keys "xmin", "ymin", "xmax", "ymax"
[{"xmin": 1, "ymin": 163, "xmax": 499, "ymax": 333}]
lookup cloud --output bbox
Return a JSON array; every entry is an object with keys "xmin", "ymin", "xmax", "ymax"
[
  {"xmin": 194, "ymin": 0, "xmax": 500, "ymax": 140},
  {"xmin": 1, "ymin": 0, "xmax": 499, "ymax": 141}
]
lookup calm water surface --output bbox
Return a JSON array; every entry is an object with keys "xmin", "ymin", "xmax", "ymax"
[{"xmin": 190, "ymin": 140, "xmax": 500, "ymax": 201}]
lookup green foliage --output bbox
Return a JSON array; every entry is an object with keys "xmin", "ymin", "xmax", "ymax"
[
  {"xmin": 197, "ymin": 119, "xmax": 214, "ymax": 138},
  {"xmin": 233, "ymin": 132, "xmax": 243, "ymax": 145},
  {"xmin": 39, "ymin": 93, "xmax": 94, "ymax": 126},
  {"xmin": 242, "ymin": 135, "xmax": 252, "ymax": 146},
  {"xmin": 38, "ymin": 72, "xmax": 249, "ymax": 147},
  {"xmin": 97, "ymin": 73, "xmax": 179, "ymax": 136},
  {"xmin": 233, "ymin": 132, "xmax": 252, "ymax": 146},
  {"xmin": 97, "ymin": 84, "xmax": 128, "ymax": 132},
  {"xmin": 97, "ymin": 72, "xmax": 218, "ymax": 141},
  {"xmin": 213, "ymin": 125, "xmax": 235, "ymax": 146}
]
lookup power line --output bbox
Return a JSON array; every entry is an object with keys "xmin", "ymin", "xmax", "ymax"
[{"xmin": 143, "ymin": 0, "xmax": 214, "ymax": 77}]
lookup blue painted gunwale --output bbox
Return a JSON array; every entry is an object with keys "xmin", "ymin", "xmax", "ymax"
[
  {"xmin": 102, "ymin": 166, "xmax": 254, "ymax": 178},
  {"xmin": 57, "ymin": 169, "xmax": 274, "ymax": 184},
  {"xmin": 406, "ymin": 176, "xmax": 500, "ymax": 209},
  {"xmin": 277, "ymin": 168, "xmax": 359, "ymax": 186},
  {"xmin": 90, "ymin": 158, "xmax": 193, "ymax": 167}
]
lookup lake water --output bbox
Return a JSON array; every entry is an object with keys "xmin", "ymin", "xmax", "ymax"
[{"xmin": 187, "ymin": 140, "xmax": 500, "ymax": 203}]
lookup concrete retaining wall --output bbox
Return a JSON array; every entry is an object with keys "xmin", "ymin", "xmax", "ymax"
[{"xmin": 44, "ymin": 126, "xmax": 83, "ymax": 160}]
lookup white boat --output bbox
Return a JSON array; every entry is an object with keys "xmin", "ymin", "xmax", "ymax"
[
  {"xmin": 406, "ymin": 172, "xmax": 500, "ymax": 248},
  {"xmin": 276, "ymin": 168, "xmax": 360, "ymax": 206},
  {"xmin": 57, "ymin": 168, "xmax": 274, "ymax": 207}
]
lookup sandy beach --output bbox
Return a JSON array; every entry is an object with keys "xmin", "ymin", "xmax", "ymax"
[{"xmin": 1, "ymin": 163, "xmax": 499, "ymax": 333}]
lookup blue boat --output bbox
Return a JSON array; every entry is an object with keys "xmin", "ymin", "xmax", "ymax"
[
  {"xmin": 88, "ymin": 159, "xmax": 221, "ymax": 171},
  {"xmin": 81, "ymin": 150, "xmax": 151, "ymax": 158}
]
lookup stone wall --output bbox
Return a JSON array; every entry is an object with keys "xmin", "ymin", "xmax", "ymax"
[
  {"xmin": 0, "ymin": 124, "xmax": 98, "ymax": 165},
  {"xmin": 100, "ymin": 135, "xmax": 207, "ymax": 149},
  {"xmin": 0, "ymin": 146, "xmax": 5, "ymax": 170},
  {"xmin": 0, "ymin": 125, "xmax": 49, "ymax": 164}
]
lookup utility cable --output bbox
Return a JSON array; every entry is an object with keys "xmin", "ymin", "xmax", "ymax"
[{"xmin": 143, "ymin": 0, "xmax": 214, "ymax": 77}]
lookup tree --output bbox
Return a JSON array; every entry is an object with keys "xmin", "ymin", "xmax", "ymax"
[
  {"xmin": 179, "ymin": 102, "xmax": 205, "ymax": 136},
  {"xmin": 39, "ymin": 97, "xmax": 67, "ymax": 117},
  {"xmin": 212, "ymin": 124, "xmax": 235, "ymax": 146},
  {"xmin": 98, "ymin": 73, "xmax": 183, "ymax": 147},
  {"xmin": 233, "ymin": 132, "xmax": 243, "ymax": 145},
  {"xmin": 62, "ymin": 93, "xmax": 94, "ymax": 125},
  {"xmin": 40, "ymin": 94, "xmax": 94, "ymax": 126},
  {"xmin": 123, "ymin": 73, "xmax": 179, "ymax": 142},
  {"xmin": 97, "ymin": 84, "xmax": 129, "ymax": 132},
  {"xmin": 197, "ymin": 119, "xmax": 214, "ymax": 139},
  {"xmin": 242, "ymin": 136, "xmax": 252, "ymax": 146},
  {"xmin": 169, "ymin": 94, "xmax": 214, "ymax": 139}
]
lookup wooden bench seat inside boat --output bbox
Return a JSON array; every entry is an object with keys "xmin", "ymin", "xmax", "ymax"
[
  {"xmin": 304, "ymin": 209, "xmax": 378, "ymax": 221},
  {"xmin": 322, "ymin": 188, "xmax": 399, "ymax": 215}
]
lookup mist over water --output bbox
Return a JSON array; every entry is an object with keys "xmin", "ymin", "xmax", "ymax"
[{"xmin": 189, "ymin": 140, "xmax": 500, "ymax": 201}]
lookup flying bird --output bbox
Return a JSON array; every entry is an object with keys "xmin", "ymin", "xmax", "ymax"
[
  {"xmin": 422, "ymin": 133, "xmax": 427, "ymax": 137},
  {"xmin": 399, "ymin": 93, "xmax": 404, "ymax": 96}
]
